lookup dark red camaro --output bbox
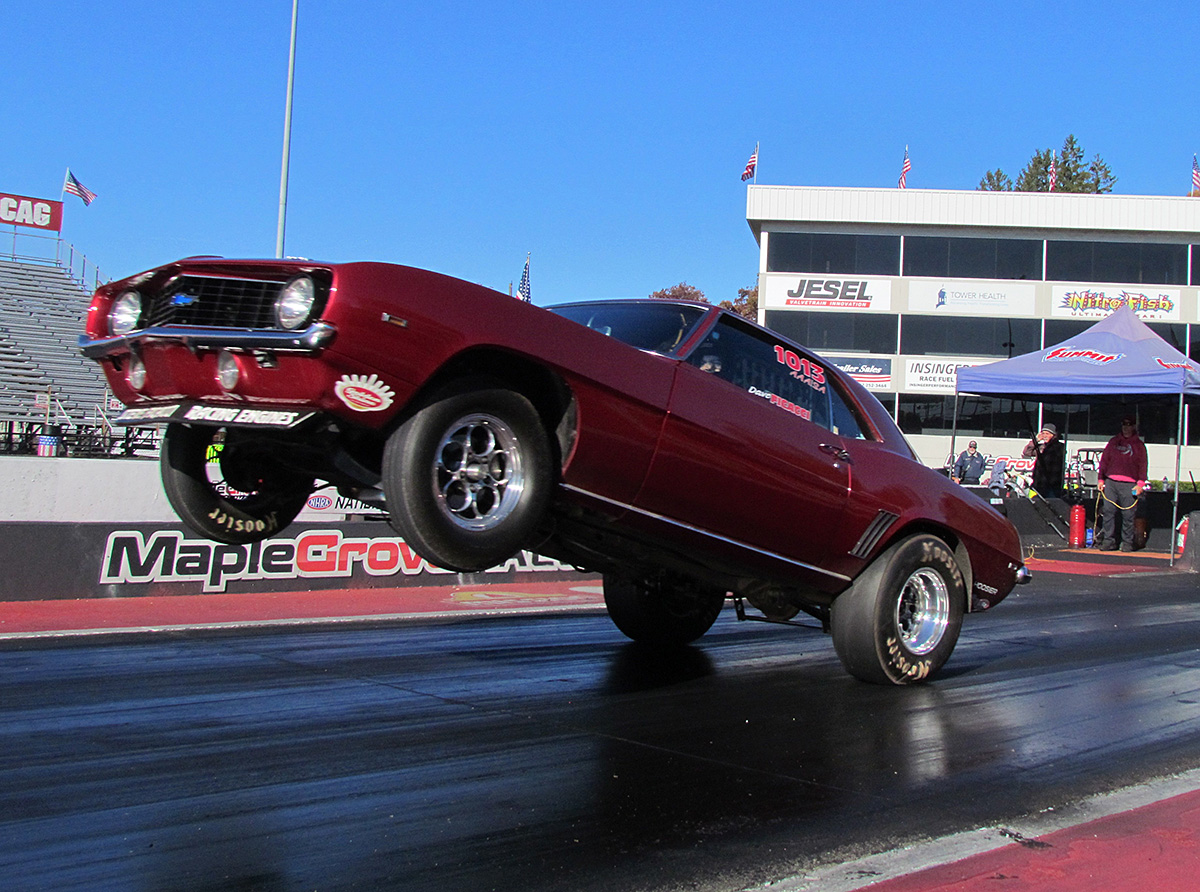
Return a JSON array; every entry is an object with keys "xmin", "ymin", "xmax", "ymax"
[{"xmin": 82, "ymin": 258, "xmax": 1028, "ymax": 683}]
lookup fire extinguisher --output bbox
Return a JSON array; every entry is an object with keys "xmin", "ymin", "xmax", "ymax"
[{"xmin": 1069, "ymin": 504, "xmax": 1087, "ymax": 547}]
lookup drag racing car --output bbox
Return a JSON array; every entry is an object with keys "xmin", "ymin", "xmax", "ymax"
[{"xmin": 81, "ymin": 258, "xmax": 1028, "ymax": 684}]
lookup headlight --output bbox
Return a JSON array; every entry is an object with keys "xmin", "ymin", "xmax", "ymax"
[
  {"xmin": 109, "ymin": 291, "xmax": 142, "ymax": 336},
  {"xmin": 127, "ymin": 355, "xmax": 147, "ymax": 391},
  {"xmin": 275, "ymin": 275, "xmax": 316, "ymax": 330},
  {"xmin": 216, "ymin": 350, "xmax": 240, "ymax": 391}
]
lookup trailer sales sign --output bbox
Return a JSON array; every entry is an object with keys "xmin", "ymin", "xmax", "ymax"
[{"xmin": 0, "ymin": 192, "xmax": 63, "ymax": 231}]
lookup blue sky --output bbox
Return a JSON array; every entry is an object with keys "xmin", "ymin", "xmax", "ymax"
[{"xmin": 4, "ymin": 1, "xmax": 1199, "ymax": 305}]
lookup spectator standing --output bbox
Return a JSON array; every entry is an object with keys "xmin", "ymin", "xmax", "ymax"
[
  {"xmin": 952, "ymin": 440, "xmax": 986, "ymax": 485},
  {"xmin": 1022, "ymin": 423, "xmax": 1065, "ymax": 499},
  {"xmin": 1097, "ymin": 416, "xmax": 1148, "ymax": 551}
]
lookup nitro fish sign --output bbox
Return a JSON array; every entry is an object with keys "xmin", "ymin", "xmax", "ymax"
[{"xmin": 1051, "ymin": 286, "xmax": 1180, "ymax": 320}]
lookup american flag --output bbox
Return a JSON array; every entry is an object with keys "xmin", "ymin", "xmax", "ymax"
[
  {"xmin": 898, "ymin": 146, "xmax": 911, "ymax": 189},
  {"xmin": 1049, "ymin": 151, "xmax": 1057, "ymax": 192},
  {"xmin": 63, "ymin": 169, "xmax": 96, "ymax": 205},
  {"xmin": 517, "ymin": 255, "xmax": 531, "ymax": 302},
  {"xmin": 741, "ymin": 145, "xmax": 758, "ymax": 182},
  {"xmin": 1193, "ymin": 155, "xmax": 1200, "ymax": 192}
]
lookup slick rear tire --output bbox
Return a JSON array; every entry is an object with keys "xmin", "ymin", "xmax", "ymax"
[
  {"xmin": 382, "ymin": 382, "xmax": 553, "ymax": 573},
  {"xmin": 604, "ymin": 575, "xmax": 727, "ymax": 647},
  {"xmin": 831, "ymin": 534, "xmax": 965, "ymax": 685},
  {"xmin": 160, "ymin": 423, "xmax": 313, "ymax": 544}
]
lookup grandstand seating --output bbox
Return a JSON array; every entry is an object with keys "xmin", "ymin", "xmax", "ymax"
[{"xmin": 0, "ymin": 258, "xmax": 109, "ymax": 425}]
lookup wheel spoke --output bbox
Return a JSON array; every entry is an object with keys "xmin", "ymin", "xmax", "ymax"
[{"xmin": 434, "ymin": 414, "xmax": 525, "ymax": 530}]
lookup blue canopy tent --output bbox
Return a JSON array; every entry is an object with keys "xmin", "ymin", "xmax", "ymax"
[{"xmin": 953, "ymin": 305, "xmax": 1200, "ymax": 558}]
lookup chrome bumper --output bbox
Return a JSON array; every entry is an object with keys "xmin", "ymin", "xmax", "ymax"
[{"xmin": 79, "ymin": 322, "xmax": 337, "ymax": 359}]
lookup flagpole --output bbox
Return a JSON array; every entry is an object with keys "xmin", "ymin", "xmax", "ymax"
[
  {"xmin": 276, "ymin": 0, "xmax": 299, "ymax": 259},
  {"xmin": 753, "ymin": 142, "xmax": 759, "ymax": 184},
  {"xmin": 61, "ymin": 168, "xmax": 69, "ymax": 200}
]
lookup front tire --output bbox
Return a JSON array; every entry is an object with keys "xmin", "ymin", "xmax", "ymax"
[
  {"xmin": 160, "ymin": 424, "xmax": 314, "ymax": 544},
  {"xmin": 382, "ymin": 383, "xmax": 553, "ymax": 572},
  {"xmin": 604, "ymin": 574, "xmax": 727, "ymax": 646},
  {"xmin": 831, "ymin": 534, "xmax": 965, "ymax": 685}
]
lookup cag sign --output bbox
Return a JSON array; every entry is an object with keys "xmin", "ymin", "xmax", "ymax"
[{"xmin": 0, "ymin": 192, "xmax": 63, "ymax": 231}]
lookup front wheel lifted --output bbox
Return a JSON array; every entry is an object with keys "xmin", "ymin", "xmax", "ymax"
[
  {"xmin": 831, "ymin": 534, "xmax": 965, "ymax": 685},
  {"xmin": 382, "ymin": 383, "xmax": 553, "ymax": 572},
  {"xmin": 604, "ymin": 574, "xmax": 727, "ymax": 647},
  {"xmin": 160, "ymin": 424, "xmax": 314, "ymax": 544}
]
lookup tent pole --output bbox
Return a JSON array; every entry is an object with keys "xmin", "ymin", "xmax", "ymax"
[
  {"xmin": 949, "ymin": 394, "xmax": 961, "ymax": 477},
  {"xmin": 1170, "ymin": 391, "xmax": 1184, "ymax": 568}
]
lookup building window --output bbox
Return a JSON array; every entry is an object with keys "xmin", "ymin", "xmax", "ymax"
[
  {"xmin": 1043, "ymin": 320, "xmax": 1187, "ymax": 354},
  {"xmin": 767, "ymin": 233, "xmax": 901, "ymax": 275},
  {"xmin": 901, "ymin": 315, "xmax": 1040, "ymax": 357},
  {"xmin": 898, "ymin": 395, "xmax": 1036, "ymax": 439},
  {"xmin": 764, "ymin": 310, "xmax": 898, "ymax": 355},
  {"xmin": 1046, "ymin": 241, "xmax": 1188, "ymax": 285},
  {"xmin": 902, "ymin": 236, "xmax": 1042, "ymax": 280}
]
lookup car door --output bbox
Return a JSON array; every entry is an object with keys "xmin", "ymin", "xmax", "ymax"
[{"xmin": 633, "ymin": 317, "xmax": 850, "ymax": 587}]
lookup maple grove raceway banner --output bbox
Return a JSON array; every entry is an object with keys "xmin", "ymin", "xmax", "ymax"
[{"xmin": 0, "ymin": 521, "xmax": 593, "ymax": 601}]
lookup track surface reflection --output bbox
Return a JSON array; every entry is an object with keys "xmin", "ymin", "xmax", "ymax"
[{"xmin": 2, "ymin": 570, "xmax": 1199, "ymax": 891}]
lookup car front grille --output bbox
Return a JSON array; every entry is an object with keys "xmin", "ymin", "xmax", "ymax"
[{"xmin": 143, "ymin": 276, "xmax": 282, "ymax": 330}]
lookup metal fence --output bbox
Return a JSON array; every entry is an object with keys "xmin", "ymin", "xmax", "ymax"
[
  {"xmin": 2, "ymin": 227, "xmax": 105, "ymax": 290},
  {"xmin": 0, "ymin": 420, "xmax": 159, "ymax": 458}
]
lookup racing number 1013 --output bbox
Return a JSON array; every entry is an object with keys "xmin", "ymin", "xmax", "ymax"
[{"xmin": 774, "ymin": 345, "xmax": 825, "ymax": 384}]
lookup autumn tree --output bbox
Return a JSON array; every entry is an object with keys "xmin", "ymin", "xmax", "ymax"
[
  {"xmin": 649, "ymin": 282, "xmax": 706, "ymax": 302},
  {"xmin": 718, "ymin": 284, "xmax": 758, "ymax": 320},
  {"xmin": 978, "ymin": 134, "xmax": 1116, "ymax": 193},
  {"xmin": 649, "ymin": 282, "xmax": 758, "ymax": 320}
]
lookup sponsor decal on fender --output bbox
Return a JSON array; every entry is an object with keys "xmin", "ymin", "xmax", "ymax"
[
  {"xmin": 99, "ymin": 528, "xmax": 573, "ymax": 593},
  {"xmin": 335, "ymin": 373, "xmax": 396, "ymax": 412}
]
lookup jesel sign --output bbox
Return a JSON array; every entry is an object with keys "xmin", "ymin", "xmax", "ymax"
[{"xmin": 0, "ymin": 192, "xmax": 63, "ymax": 231}]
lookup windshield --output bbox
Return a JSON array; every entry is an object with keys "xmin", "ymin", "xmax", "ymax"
[{"xmin": 548, "ymin": 302, "xmax": 708, "ymax": 355}]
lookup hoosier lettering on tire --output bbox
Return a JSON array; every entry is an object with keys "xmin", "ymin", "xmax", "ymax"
[
  {"xmin": 830, "ymin": 534, "xmax": 966, "ymax": 685},
  {"xmin": 160, "ymin": 424, "xmax": 315, "ymax": 545}
]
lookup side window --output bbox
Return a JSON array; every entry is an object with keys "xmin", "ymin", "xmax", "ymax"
[
  {"xmin": 829, "ymin": 383, "xmax": 867, "ymax": 440},
  {"xmin": 686, "ymin": 319, "xmax": 832, "ymax": 430}
]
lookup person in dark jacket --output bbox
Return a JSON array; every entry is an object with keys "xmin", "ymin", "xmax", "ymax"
[
  {"xmin": 1097, "ymin": 416, "xmax": 1148, "ymax": 551},
  {"xmin": 952, "ymin": 440, "xmax": 986, "ymax": 485},
  {"xmin": 1022, "ymin": 423, "xmax": 1064, "ymax": 499}
]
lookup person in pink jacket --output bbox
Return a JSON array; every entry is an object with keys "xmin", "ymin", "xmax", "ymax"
[{"xmin": 1097, "ymin": 415, "xmax": 1148, "ymax": 551}]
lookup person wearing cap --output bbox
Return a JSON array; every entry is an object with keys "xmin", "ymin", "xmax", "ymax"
[
  {"xmin": 952, "ymin": 440, "xmax": 986, "ymax": 485},
  {"xmin": 1022, "ymin": 422, "xmax": 1064, "ymax": 499},
  {"xmin": 1097, "ymin": 415, "xmax": 1148, "ymax": 551}
]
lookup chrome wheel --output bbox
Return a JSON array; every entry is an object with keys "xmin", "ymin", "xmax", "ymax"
[
  {"xmin": 895, "ymin": 567, "xmax": 950, "ymax": 655},
  {"xmin": 435, "ymin": 413, "xmax": 524, "ymax": 531}
]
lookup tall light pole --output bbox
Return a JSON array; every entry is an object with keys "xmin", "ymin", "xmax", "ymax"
[{"xmin": 276, "ymin": 0, "xmax": 299, "ymax": 258}]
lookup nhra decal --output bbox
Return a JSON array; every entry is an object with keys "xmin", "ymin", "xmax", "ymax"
[
  {"xmin": 99, "ymin": 528, "xmax": 572, "ymax": 593},
  {"xmin": 1042, "ymin": 346, "xmax": 1125, "ymax": 366},
  {"xmin": 335, "ymin": 373, "xmax": 396, "ymax": 412}
]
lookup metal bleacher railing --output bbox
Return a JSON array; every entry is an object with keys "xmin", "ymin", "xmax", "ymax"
[{"xmin": 1, "ymin": 230, "xmax": 159, "ymax": 458}]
